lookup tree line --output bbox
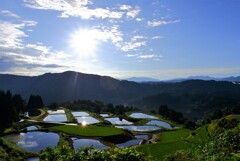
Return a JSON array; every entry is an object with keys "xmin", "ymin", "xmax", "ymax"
[{"xmin": 0, "ymin": 90, "xmax": 44, "ymax": 130}]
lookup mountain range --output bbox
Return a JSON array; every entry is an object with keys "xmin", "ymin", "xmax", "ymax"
[
  {"xmin": 125, "ymin": 75, "xmax": 240, "ymax": 83},
  {"xmin": 1, "ymin": 71, "xmax": 240, "ymax": 119}
]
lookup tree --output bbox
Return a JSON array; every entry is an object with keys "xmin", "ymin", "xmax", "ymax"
[{"xmin": 26, "ymin": 95, "xmax": 44, "ymax": 109}]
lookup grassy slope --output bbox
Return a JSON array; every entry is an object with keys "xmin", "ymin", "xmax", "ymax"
[
  {"xmin": 137, "ymin": 140, "xmax": 192, "ymax": 161},
  {"xmin": 137, "ymin": 126, "xmax": 212, "ymax": 160},
  {"xmin": 158, "ymin": 128, "xmax": 191, "ymax": 142},
  {"xmin": 50, "ymin": 125, "xmax": 123, "ymax": 137}
]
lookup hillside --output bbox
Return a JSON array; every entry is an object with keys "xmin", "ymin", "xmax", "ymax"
[
  {"xmin": 1, "ymin": 72, "xmax": 240, "ymax": 119},
  {"xmin": 0, "ymin": 71, "xmax": 159, "ymax": 104},
  {"xmin": 131, "ymin": 80, "xmax": 240, "ymax": 119}
]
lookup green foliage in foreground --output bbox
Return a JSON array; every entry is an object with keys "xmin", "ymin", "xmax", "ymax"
[
  {"xmin": 137, "ymin": 140, "xmax": 192, "ymax": 161},
  {"xmin": 50, "ymin": 125, "xmax": 123, "ymax": 136},
  {"xmin": 40, "ymin": 146, "xmax": 146, "ymax": 161},
  {"xmin": 0, "ymin": 137, "xmax": 37, "ymax": 161},
  {"xmin": 165, "ymin": 124, "xmax": 240, "ymax": 161}
]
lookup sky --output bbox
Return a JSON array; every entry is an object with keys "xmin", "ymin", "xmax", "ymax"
[{"xmin": 0, "ymin": 0, "xmax": 240, "ymax": 80}]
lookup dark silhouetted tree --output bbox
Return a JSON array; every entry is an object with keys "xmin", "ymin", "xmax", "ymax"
[{"xmin": 26, "ymin": 95, "xmax": 44, "ymax": 109}]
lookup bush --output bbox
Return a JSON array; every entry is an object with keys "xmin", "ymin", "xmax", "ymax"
[{"xmin": 40, "ymin": 146, "xmax": 146, "ymax": 161}]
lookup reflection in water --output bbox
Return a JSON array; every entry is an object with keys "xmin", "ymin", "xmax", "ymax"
[
  {"xmin": 5, "ymin": 132, "xmax": 59, "ymax": 152},
  {"xmin": 44, "ymin": 114, "xmax": 67, "ymax": 122},
  {"xmin": 116, "ymin": 139, "xmax": 141, "ymax": 148},
  {"xmin": 72, "ymin": 111, "xmax": 89, "ymax": 117},
  {"xmin": 75, "ymin": 116, "xmax": 99, "ymax": 125},
  {"xmin": 135, "ymin": 135, "xmax": 148, "ymax": 140},
  {"xmin": 47, "ymin": 110, "xmax": 65, "ymax": 114},
  {"xmin": 104, "ymin": 117, "xmax": 133, "ymax": 125},
  {"xmin": 147, "ymin": 120, "xmax": 172, "ymax": 129},
  {"xmin": 27, "ymin": 126, "xmax": 38, "ymax": 131},
  {"xmin": 129, "ymin": 113, "xmax": 158, "ymax": 119},
  {"xmin": 72, "ymin": 138, "xmax": 109, "ymax": 151},
  {"xmin": 116, "ymin": 125, "xmax": 160, "ymax": 132},
  {"xmin": 100, "ymin": 114, "xmax": 109, "ymax": 117}
]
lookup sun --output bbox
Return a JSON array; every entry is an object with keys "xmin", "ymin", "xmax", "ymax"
[{"xmin": 69, "ymin": 29, "xmax": 98, "ymax": 58}]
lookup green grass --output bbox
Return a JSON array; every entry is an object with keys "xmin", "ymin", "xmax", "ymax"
[
  {"xmin": 158, "ymin": 128, "xmax": 191, "ymax": 142},
  {"xmin": 64, "ymin": 109, "xmax": 77, "ymax": 123},
  {"xmin": 187, "ymin": 125, "xmax": 210, "ymax": 143},
  {"xmin": 137, "ymin": 140, "xmax": 193, "ymax": 161},
  {"xmin": 50, "ymin": 125, "xmax": 124, "ymax": 137}
]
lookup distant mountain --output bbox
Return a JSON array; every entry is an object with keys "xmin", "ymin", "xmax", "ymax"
[
  {"xmin": 222, "ymin": 76, "xmax": 240, "ymax": 82},
  {"xmin": 1, "ymin": 72, "xmax": 240, "ymax": 119},
  {"xmin": 166, "ymin": 76, "xmax": 218, "ymax": 83},
  {"xmin": 131, "ymin": 80, "xmax": 240, "ymax": 119},
  {"xmin": 125, "ymin": 77, "xmax": 160, "ymax": 83},
  {"xmin": 0, "ymin": 71, "xmax": 160, "ymax": 104}
]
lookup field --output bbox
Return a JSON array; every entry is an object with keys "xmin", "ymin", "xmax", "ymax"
[{"xmin": 50, "ymin": 125, "xmax": 124, "ymax": 137}]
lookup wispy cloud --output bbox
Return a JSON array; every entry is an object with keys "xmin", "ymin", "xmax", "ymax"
[
  {"xmin": 0, "ymin": 10, "xmax": 20, "ymax": 18},
  {"xmin": 117, "ymin": 41, "xmax": 146, "ymax": 52},
  {"xmin": 23, "ymin": 0, "xmax": 125, "ymax": 19},
  {"xmin": 147, "ymin": 19, "xmax": 180, "ymax": 27},
  {"xmin": 137, "ymin": 54, "xmax": 162, "ymax": 59},
  {"xmin": 126, "ymin": 6, "xmax": 141, "ymax": 19},
  {"xmin": 152, "ymin": 36, "xmax": 163, "ymax": 39},
  {"xmin": 119, "ymin": 5, "xmax": 132, "ymax": 11},
  {"xmin": 0, "ymin": 20, "xmax": 27, "ymax": 48}
]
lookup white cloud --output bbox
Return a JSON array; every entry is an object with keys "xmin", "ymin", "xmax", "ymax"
[
  {"xmin": 119, "ymin": 5, "xmax": 132, "ymax": 10},
  {"xmin": 0, "ymin": 10, "xmax": 20, "ymax": 18},
  {"xmin": 131, "ymin": 35, "xmax": 147, "ymax": 41},
  {"xmin": 23, "ymin": 0, "xmax": 125, "ymax": 19},
  {"xmin": 126, "ymin": 6, "xmax": 141, "ymax": 18},
  {"xmin": 147, "ymin": 19, "xmax": 180, "ymax": 27},
  {"xmin": 0, "ymin": 20, "xmax": 27, "ymax": 48},
  {"xmin": 118, "ymin": 41, "xmax": 146, "ymax": 52},
  {"xmin": 152, "ymin": 36, "xmax": 163, "ymax": 39},
  {"xmin": 136, "ymin": 18, "xmax": 144, "ymax": 21},
  {"xmin": 137, "ymin": 54, "xmax": 162, "ymax": 59}
]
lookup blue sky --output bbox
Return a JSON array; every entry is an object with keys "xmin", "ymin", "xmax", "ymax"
[{"xmin": 0, "ymin": 0, "xmax": 240, "ymax": 80}]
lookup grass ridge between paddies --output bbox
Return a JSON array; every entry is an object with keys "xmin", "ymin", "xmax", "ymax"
[{"xmin": 50, "ymin": 125, "xmax": 124, "ymax": 137}]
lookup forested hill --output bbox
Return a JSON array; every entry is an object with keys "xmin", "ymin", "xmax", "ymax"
[
  {"xmin": 1, "ymin": 72, "xmax": 240, "ymax": 119},
  {"xmin": 131, "ymin": 80, "xmax": 240, "ymax": 119},
  {"xmin": 0, "ymin": 71, "xmax": 159, "ymax": 104}
]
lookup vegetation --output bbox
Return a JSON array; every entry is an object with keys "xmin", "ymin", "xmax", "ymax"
[
  {"xmin": 0, "ymin": 137, "xmax": 38, "ymax": 160},
  {"xmin": 26, "ymin": 95, "xmax": 44, "ymax": 109},
  {"xmin": 0, "ymin": 90, "xmax": 24, "ymax": 130},
  {"xmin": 50, "ymin": 125, "xmax": 124, "ymax": 137},
  {"xmin": 158, "ymin": 129, "xmax": 191, "ymax": 142},
  {"xmin": 165, "ymin": 124, "xmax": 240, "ymax": 161},
  {"xmin": 40, "ymin": 146, "xmax": 146, "ymax": 161},
  {"xmin": 158, "ymin": 105, "xmax": 196, "ymax": 129}
]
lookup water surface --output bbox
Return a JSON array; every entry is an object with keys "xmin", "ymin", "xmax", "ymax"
[
  {"xmin": 116, "ymin": 125, "xmax": 160, "ymax": 132},
  {"xmin": 75, "ymin": 116, "xmax": 99, "ymax": 125},
  {"xmin": 147, "ymin": 120, "xmax": 172, "ymax": 129},
  {"xmin": 26, "ymin": 126, "xmax": 38, "ymax": 131},
  {"xmin": 44, "ymin": 114, "xmax": 67, "ymax": 122},
  {"xmin": 100, "ymin": 114, "xmax": 109, "ymax": 117},
  {"xmin": 135, "ymin": 134, "xmax": 148, "ymax": 140},
  {"xmin": 72, "ymin": 111, "xmax": 89, "ymax": 117},
  {"xmin": 130, "ymin": 113, "xmax": 158, "ymax": 119},
  {"xmin": 72, "ymin": 138, "xmax": 109, "ymax": 150},
  {"xmin": 105, "ymin": 117, "xmax": 133, "ymax": 125},
  {"xmin": 116, "ymin": 139, "xmax": 141, "ymax": 148},
  {"xmin": 47, "ymin": 110, "xmax": 65, "ymax": 114},
  {"xmin": 5, "ymin": 132, "xmax": 59, "ymax": 152}
]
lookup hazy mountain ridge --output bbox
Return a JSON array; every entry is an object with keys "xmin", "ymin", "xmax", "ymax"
[
  {"xmin": 1, "ymin": 71, "xmax": 240, "ymax": 119},
  {"xmin": 126, "ymin": 75, "xmax": 240, "ymax": 83},
  {"xmin": 0, "ymin": 71, "xmax": 160, "ymax": 104}
]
